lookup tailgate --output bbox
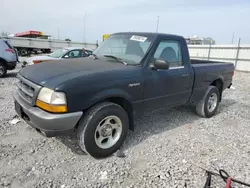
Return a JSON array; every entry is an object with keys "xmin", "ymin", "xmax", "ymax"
[{"xmin": 4, "ymin": 40, "xmax": 18, "ymax": 62}]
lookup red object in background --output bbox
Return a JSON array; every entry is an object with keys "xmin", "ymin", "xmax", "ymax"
[
  {"xmin": 204, "ymin": 169, "xmax": 250, "ymax": 188},
  {"xmin": 225, "ymin": 177, "xmax": 232, "ymax": 188},
  {"xmin": 15, "ymin": 30, "xmax": 42, "ymax": 37}
]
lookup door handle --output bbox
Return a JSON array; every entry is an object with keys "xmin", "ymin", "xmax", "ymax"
[{"xmin": 181, "ymin": 73, "xmax": 188, "ymax": 78}]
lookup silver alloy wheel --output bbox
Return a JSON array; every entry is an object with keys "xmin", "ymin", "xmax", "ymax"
[
  {"xmin": 207, "ymin": 93, "xmax": 218, "ymax": 112},
  {"xmin": 95, "ymin": 115, "xmax": 123, "ymax": 149},
  {"xmin": 0, "ymin": 65, "xmax": 4, "ymax": 75}
]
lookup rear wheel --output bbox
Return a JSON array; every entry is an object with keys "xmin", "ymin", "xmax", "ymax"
[
  {"xmin": 77, "ymin": 102, "xmax": 129, "ymax": 158},
  {"xmin": 19, "ymin": 48, "xmax": 27, "ymax": 56},
  {"xmin": 196, "ymin": 86, "xmax": 220, "ymax": 118},
  {"xmin": 0, "ymin": 62, "xmax": 7, "ymax": 78}
]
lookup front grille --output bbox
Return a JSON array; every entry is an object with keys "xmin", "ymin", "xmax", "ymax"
[{"xmin": 16, "ymin": 74, "xmax": 41, "ymax": 106}]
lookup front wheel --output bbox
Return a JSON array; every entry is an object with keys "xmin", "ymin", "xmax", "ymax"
[
  {"xmin": 196, "ymin": 86, "xmax": 220, "ymax": 118},
  {"xmin": 77, "ymin": 102, "xmax": 129, "ymax": 158}
]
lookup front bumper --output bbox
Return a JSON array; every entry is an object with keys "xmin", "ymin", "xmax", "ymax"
[{"xmin": 13, "ymin": 90, "xmax": 83, "ymax": 137}]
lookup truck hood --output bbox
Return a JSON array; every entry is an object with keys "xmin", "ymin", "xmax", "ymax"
[
  {"xmin": 19, "ymin": 58, "xmax": 138, "ymax": 88},
  {"xmin": 25, "ymin": 55, "xmax": 59, "ymax": 65}
]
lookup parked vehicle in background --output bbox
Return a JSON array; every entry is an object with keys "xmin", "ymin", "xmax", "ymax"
[
  {"xmin": 13, "ymin": 30, "xmax": 52, "ymax": 56},
  {"xmin": 13, "ymin": 32, "xmax": 234, "ymax": 158},
  {"xmin": 22, "ymin": 47, "xmax": 93, "ymax": 66},
  {"xmin": 1, "ymin": 31, "xmax": 98, "ymax": 57},
  {"xmin": 0, "ymin": 39, "xmax": 18, "ymax": 78}
]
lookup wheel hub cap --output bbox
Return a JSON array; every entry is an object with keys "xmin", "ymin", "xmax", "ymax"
[
  {"xmin": 101, "ymin": 125, "xmax": 113, "ymax": 137},
  {"xmin": 95, "ymin": 115, "xmax": 123, "ymax": 149},
  {"xmin": 207, "ymin": 93, "xmax": 218, "ymax": 112}
]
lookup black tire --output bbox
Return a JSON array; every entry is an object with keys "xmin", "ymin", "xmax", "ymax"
[
  {"xmin": 196, "ymin": 86, "xmax": 220, "ymax": 118},
  {"xmin": 0, "ymin": 62, "xmax": 7, "ymax": 78},
  {"xmin": 20, "ymin": 49, "xmax": 27, "ymax": 56},
  {"xmin": 77, "ymin": 102, "xmax": 129, "ymax": 158}
]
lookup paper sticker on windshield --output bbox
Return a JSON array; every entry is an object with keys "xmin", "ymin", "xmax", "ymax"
[{"xmin": 130, "ymin": 35, "xmax": 147, "ymax": 42}]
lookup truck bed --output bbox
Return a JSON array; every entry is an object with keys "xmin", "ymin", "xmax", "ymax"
[
  {"xmin": 191, "ymin": 59, "xmax": 234, "ymax": 76},
  {"xmin": 188, "ymin": 59, "xmax": 234, "ymax": 103},
  {"xmin": 191, "ymin": 59, "xmax": 229, "ymax": 65}
]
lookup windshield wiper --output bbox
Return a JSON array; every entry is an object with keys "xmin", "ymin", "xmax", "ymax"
[{"xmin": 103, "ymin": 55, "xmax": 127, "ymax": 65}]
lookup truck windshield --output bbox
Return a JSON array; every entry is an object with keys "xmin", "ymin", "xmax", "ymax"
[
  {"xmin": 94, "ymin": 34, "xmax": 155, "ymax": 65},
  {"xmin": 48, "ymin": 49, "xmax": 68, "ymax": 58}
]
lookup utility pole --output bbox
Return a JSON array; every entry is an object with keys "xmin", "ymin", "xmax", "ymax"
[
  {"xmin": 156, "ymin": 16, "xmax": 160, "ymax": 32},
  {"xmin": 57, "ymin": 27, "xmax": 60, "ymax": 40},
  {"xmin": 83, "ymin": 12, "xmax": 86, "ymax": 43},
  {"xmin": 231, "ymin": 32, "xmax": 234, "ymax": 44}
]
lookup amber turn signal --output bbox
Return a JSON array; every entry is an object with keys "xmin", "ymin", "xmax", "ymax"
[{"xmin": 36, "ymin": 99, "xmax": 67, "ymax": 113}]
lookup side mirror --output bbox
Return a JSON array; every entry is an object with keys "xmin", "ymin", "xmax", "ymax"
[
  {"xmin": 152, "ymin": 59, "xmax": 169, "ymax": 70},
  {"xmin": 64, "ymin": 55, "xmax": 69, "ymax": 58}
]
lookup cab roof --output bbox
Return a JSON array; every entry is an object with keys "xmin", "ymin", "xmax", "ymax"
[{"xmin": 112, "ymin": 32, "xmax": 184, "ymax": 40}]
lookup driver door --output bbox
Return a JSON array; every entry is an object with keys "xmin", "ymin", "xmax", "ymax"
[{"xmin": 143, "ymin": 39, "xmax": 192, "ymax": 111}]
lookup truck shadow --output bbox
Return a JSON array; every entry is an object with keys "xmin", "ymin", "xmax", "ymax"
[
  {"xmin": 122, "ymin": 105, "xmax": 199, "ymax": 152},
  {"xmin": 57, "ymin": 133, "xmax": 86, "ymax": 156},
  {"xmin": 5, "ymin": 72, "xmax": 18, "ymax": 78},
  {"xmin": 122, "ymin": 98, "xmax": 237, "ymax": 152},
  {"xmin": 57, "ymin": 98, "xmax": 237, "ymax": 156}
]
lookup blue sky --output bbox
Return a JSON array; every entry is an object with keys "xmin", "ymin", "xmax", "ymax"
[{"xmin": 1, "ymin": 0, "xmax": 250, "ymax": 44}]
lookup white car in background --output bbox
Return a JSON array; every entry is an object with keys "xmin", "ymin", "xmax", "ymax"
[{"xmin": 22, "ymin": 47, "xmax": 92, "ymax": 67}]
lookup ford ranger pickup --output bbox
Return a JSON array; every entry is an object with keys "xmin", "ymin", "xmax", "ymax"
[{"xmin": 13, "ymin": 32, "xmax": 234, "ymax": 158}]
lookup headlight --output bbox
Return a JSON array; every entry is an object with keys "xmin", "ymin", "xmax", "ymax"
[{"xmin": 36, "ymin": 87, "xmax": 67, "ymax": 113}]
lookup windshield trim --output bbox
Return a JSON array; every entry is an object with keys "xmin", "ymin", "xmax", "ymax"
[{"xmin": 137, "ymin": 37, "xmax": 157, "ymax": 66}]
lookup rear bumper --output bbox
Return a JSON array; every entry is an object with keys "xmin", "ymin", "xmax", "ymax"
[
  {"xmin": 7, "ymin": 61, "xmax": 17, "ymax": 70},
  {"xmin": 13, "ymin": 90, "xmax": 83, "ymax": 137}
]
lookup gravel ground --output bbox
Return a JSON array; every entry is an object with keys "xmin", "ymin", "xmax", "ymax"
[{"xmin": 0, "ymin": 65, "xmax": 250, "ymax": 188}]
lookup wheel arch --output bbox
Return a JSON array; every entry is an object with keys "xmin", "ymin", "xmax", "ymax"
[
  {"xmin": 105, "ymin": 97, "xmax": 134, "ymax": 131},
  {"xmin": 79, "ymin": 89, "xmax": 135, "ymax": 131},
  {"xmin": 210, "ymin": 78, "xmax": 223, "ymax": 101}
]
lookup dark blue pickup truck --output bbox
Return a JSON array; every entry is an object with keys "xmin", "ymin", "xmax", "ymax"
[{"xmin": 13, "ymin": 32, "xmax": 234, "ymax": 158}]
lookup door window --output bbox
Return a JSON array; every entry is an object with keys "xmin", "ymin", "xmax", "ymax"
[
  {"xmin": 153, "ymin": 40, "xmax": 183, "ymax": 68},
  {"xmin": 82, "ymin": 51, "xmax": 90, "ymax": 57},
  {"xmin": 67, "ymin": 50, "xmax": 82, "ymax": 58}
]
